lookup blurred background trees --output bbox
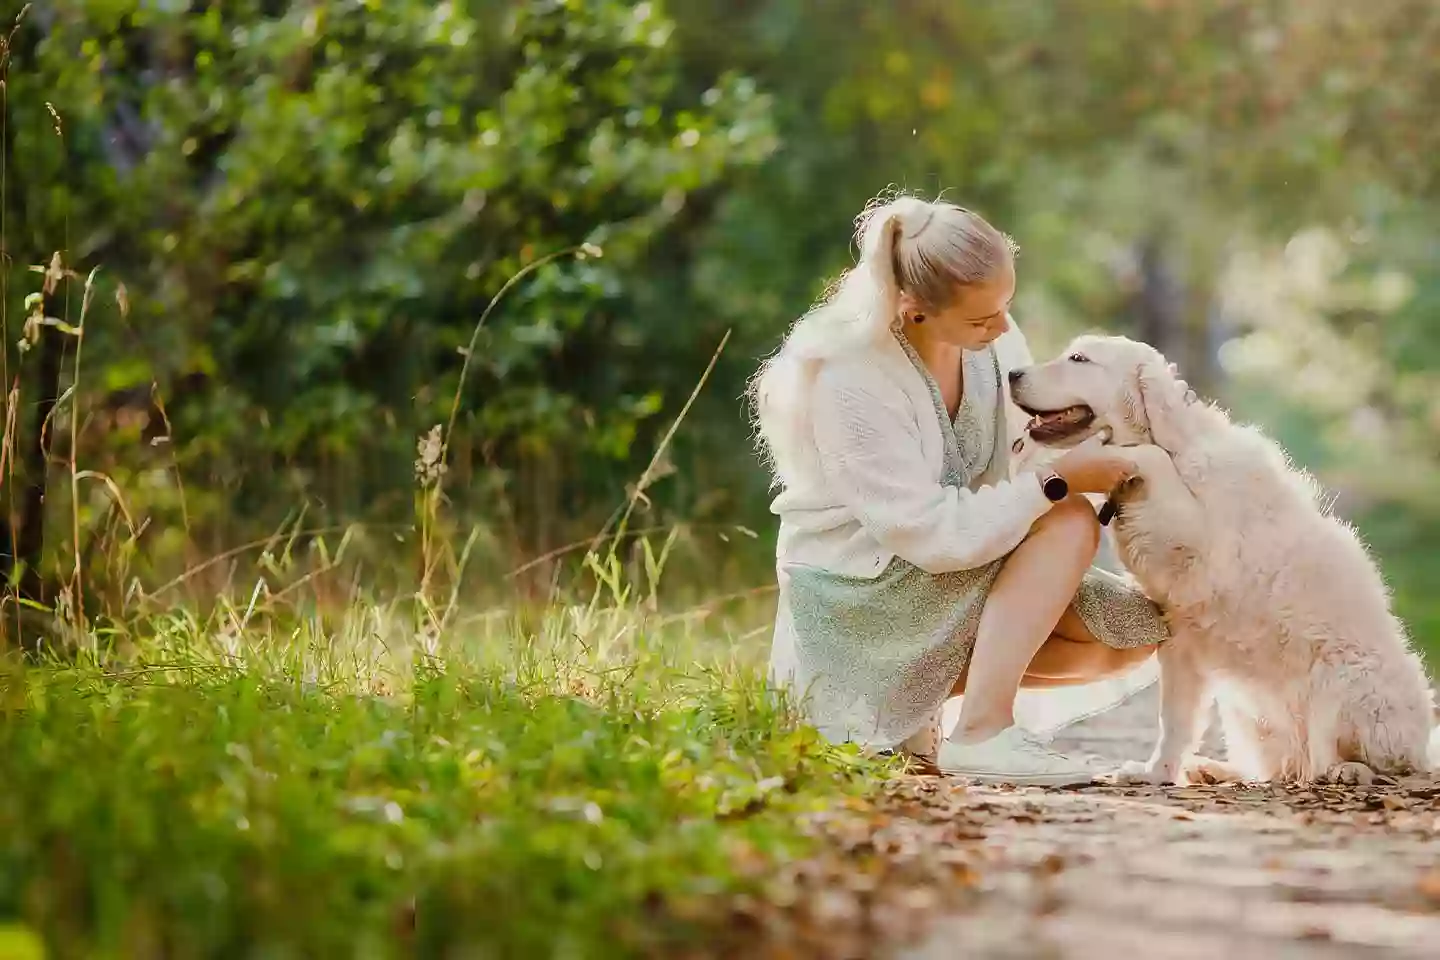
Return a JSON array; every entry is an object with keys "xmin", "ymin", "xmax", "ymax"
[{"xmin": 5, "ymin": 0, "xmax": 1440, "ymax": 645}]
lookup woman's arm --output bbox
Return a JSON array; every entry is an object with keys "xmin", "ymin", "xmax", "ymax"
[{"xmin": 812, "ymin": 366, "xmax": 1054, "ymax": 575}]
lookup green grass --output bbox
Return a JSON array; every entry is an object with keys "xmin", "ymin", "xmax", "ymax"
[{"xmin": 0, "ymin": 601, "xmax": 887, "ymax": 958}]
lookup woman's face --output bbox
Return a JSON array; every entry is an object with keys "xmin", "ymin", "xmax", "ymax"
[{"xmin": 902, "ymin": 261, "xmax": 1016, "ymax": 350}]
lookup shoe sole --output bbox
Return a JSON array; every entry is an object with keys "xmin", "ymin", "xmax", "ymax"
[{"xmin": 938, "ymin": 768, "xmax": 1096, "ymax": 787}]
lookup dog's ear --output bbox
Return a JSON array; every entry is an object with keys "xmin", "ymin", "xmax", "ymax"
[{"xmin": 1134, "ymin": 354, "xmax": 1190, "ymax": 452}]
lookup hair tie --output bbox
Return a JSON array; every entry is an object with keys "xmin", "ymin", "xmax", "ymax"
[{"xmin": 903, "ymin": 208, "xmax": 936, "ymax": 239}]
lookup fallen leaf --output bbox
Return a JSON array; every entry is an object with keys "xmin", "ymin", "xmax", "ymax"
[{"xmin": 1035, "ymin": 853, "xmax": 1066, "ymax": 876}]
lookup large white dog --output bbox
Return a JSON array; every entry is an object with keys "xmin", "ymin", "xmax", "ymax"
[{"xmin": 1009, "ymin": 334, "xmax": 1438, "ymax": 785}]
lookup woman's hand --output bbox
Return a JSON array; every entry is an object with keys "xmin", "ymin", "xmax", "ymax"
[{"xmin": 1050, "ymin": 435, "xmax": 1136, "ymax": 495}]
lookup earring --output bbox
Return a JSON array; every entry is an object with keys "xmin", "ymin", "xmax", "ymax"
[{"xmin": 912, "ymin": 314, "xmax": 925, "ymax": 324}]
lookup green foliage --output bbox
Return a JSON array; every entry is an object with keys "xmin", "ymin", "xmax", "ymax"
[
  {"xmin": 2, "ymin": 0, "xmax": 1439, "ymax": 643},
  {"xmin": 0, "ymin": 609, "xmax": 882, "ymax": 956},
  {"xmin": 8, "ymin": 0, "xmax": 774, "ymax": 563}
]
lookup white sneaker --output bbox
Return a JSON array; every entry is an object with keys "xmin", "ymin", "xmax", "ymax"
[
  {"xmin": 936, "ymin": 727, "xmax": 1097, "ymax": 787},
  {"xmin": 899, "ymin": 708, "xmax": 943, "ymax": 760}
]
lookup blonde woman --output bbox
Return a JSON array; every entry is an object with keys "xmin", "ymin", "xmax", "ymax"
[{"xmin": 751, "ymin": 193, "xmax": 1169, "ymax": 786}]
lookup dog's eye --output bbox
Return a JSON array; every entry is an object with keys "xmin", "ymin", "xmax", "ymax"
[{"xmin": 1067, "ymin": 353, "xmax": 1090, "ymax": 364}]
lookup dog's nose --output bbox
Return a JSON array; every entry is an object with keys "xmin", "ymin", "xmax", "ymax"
[{"xmin": 1007, "ymin": 369, "xmax": 1023, "ymax": 386}]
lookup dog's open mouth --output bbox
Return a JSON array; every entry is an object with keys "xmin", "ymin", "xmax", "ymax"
[{"xmin": 1021, "ymin": 404, "xmax": 1095, "ymax": 443}]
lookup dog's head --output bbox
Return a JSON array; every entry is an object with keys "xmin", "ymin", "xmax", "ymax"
[{"xmin": 1008, "ymin": 334, "xmax": 1193, "ymax": 451}]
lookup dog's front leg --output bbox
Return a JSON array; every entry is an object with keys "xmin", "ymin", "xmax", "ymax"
[
  {"xmin": 1117, "ymin": 640, "xmax": 1210, "ymax": 785},
  {"xmin": 1115, "ymin": 443, "xmax": 1208, "ymax": 550}
]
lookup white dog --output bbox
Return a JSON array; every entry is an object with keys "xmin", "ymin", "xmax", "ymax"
[{"xmin": 1009, "ymin": 334, "xmax": 1438, "ymax": 785}]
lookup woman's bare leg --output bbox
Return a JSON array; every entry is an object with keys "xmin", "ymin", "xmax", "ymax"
[
  {"xmin": 1020, "ymin": 606, "xmax": 1158, "ymax": 685},
  {"xmin": 949, "ymin": 496, "xmax": 1101, "ymax": 744}
]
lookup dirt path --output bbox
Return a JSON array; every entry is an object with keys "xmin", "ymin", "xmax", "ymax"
[
  {"xmin": 731, "ymin": 684, "xmax": 1440, "ymax": 960},
  {"xmin": 895, "ymin": 685, "xmax": 1440, "ymax": 959}
]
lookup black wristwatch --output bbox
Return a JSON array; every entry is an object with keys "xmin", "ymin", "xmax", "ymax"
[{"xmin": 1039, "ymin": 469, "xmax": 1069, "ymax": 502}]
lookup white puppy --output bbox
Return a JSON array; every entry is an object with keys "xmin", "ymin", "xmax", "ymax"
[{"xmin": 1010, "ymin": 333, "xmax": 1437, "ymax": 785}]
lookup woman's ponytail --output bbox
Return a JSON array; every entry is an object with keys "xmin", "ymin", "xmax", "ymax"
[
  {"xmin": 747, "ymin": 192, "xmax": 1010, "ymax": 490},
  {"xmin": 855, "ymin": 195, "xmax": 931, "ymax": 341}
]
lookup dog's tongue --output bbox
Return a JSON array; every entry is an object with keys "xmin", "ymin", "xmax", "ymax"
[{"xmin": 1027, "ymin": 408, "xmax": 1083, "ymax": 431}]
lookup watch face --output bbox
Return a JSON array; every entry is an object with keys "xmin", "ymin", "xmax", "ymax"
[{"xmin": 1043, "ymin": 474, "xmax": 1068, "ymax": 501}]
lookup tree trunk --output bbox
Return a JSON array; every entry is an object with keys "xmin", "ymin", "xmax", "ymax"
[{"xmin": 1131, "ymin": 234, "xmax": 1225, "ymax": 396}]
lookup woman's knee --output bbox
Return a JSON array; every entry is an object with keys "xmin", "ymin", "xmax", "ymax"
[
  {"xmin": 1105, "ymin": 642, "xmax": 1158, "ymax": 673},
  {"xmin": 1032, "ymin": 495, "xmax": 1101, "ymax": 555},
  {"xmin": 1076, "ymin": 641, "xmax": 1157, "ymax": 682},
  {"xmin": 1025, "ymin": 635, "xmax": 1157, "ymax": 683}
]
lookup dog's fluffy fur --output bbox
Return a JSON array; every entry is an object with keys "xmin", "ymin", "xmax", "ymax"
[{"xmin": 1011, "ymin": 334, "xmax": 1438, "ymax": 785}]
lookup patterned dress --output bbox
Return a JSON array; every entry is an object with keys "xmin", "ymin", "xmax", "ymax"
[{"xmin": 783, "ymin": 333, "xmax": 1168, "ymax": 753}]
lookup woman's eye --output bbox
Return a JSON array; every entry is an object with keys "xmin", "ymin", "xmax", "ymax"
[{"xmin": 1068, "ymin": 353, "xmax": 1090, "ymax": 364}]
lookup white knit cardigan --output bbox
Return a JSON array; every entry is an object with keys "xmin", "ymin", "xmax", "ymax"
[
  {"xmin": 768, "ymin": 319, "xmax": 1050, "ymax": 580},
  {"xmin": 766, "ymin": 316, "xmax": 1158, "ymax": 735}
]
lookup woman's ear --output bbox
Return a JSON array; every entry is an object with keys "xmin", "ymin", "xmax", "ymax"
[{"xmin": 896, "ymin": 291, "xmax": 922, "ymax": 321}]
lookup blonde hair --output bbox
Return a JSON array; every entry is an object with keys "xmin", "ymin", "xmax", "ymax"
[{"xmin": 747, "ymin": 192, "xmax": 1017, "ymax": 489}]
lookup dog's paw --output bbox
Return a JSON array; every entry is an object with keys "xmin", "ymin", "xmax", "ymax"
[
  {"xmin": 1325, "ymin": 761, "xmax": 1376, "ymax": 786},
  {"xmin": 1112, "ymin": 759, "xmax": 1180, "ymax": 785},
  {"xmin": 1115, "ymin": 443, "xmax": 1172, "ymax": 479},
  {"xmin": 1181, "ymin": 756, "xmax": 1244, "ymax": 785}
]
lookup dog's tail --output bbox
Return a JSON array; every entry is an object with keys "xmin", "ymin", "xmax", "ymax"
[{"xmin": 1422, "ymin": 679, "xmax": 1440, "ymax": 771}]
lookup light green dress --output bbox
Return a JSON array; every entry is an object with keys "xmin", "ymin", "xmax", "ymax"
[{"xmin": 783, "ymin": 333, "xmax": 1168, "ymax": 751}]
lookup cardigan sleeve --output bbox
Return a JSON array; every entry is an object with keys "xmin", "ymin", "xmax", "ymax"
[{"xmin": 810, "ymin": 366, "xmax": 1055, "ymax": 575}]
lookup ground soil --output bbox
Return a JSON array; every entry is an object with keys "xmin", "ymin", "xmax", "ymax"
[{"xmin": 720, "ymin": 685, "xmax": 1440, "ymax": 960}]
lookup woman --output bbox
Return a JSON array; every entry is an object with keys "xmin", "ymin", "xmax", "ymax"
[{"xmin": 750, "ymin": 193, "xmax": 1169, "ymax": 786}]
